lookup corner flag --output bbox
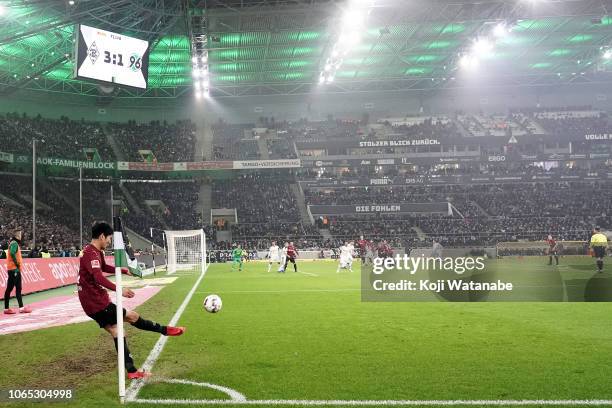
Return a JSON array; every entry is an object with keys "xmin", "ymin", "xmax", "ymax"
[{"xmin": 113, "ymin": 217, "xmax": 143, "ymax": 278}]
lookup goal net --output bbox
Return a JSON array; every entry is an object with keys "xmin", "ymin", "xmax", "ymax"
[{"xmin": 165, "ymin": 229, "xmax": 207, "ymax": 274}]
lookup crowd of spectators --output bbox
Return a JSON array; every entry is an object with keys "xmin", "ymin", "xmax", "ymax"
[
  {"xmin": 303, "ymin": 180, "xmax": 611, "ymax": 247},
  {"xmin": 0, "ymin": 113, "xmax": 113, "ymax": 160},
  {"xmin": 212, "ymin": 174, "xmax": 298, "ymax": 223},
  {"xmin": 211, "ymin": 122, "xmax": 256, "ymax": 160},
  {"xmin": 0, "ymin": 199, "xmax": 81, "ymax": 255},
  {"xmin": 272, "ymin": 117, "xmax": 363, "ymax": 141},
  {"xmin": 108, "ymin": 120, "xmax": 196, "ymax": 162},
  {"xmin": 124, "ymin": 180, "xmax": 200, "ymax": 238}
]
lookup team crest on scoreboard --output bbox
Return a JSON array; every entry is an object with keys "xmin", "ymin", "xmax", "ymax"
[{"xmin": 87, "ymin": 41, "xmax": 100, "ymax": 65}]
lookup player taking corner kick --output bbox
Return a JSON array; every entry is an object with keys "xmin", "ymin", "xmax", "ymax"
[{"xmin": 77, "ymin": 221, "xmax": 185, "ymax": 380}]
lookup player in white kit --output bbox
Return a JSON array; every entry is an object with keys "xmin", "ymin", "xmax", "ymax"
[
  {"xmin": 267, "ymin": 241, "xmax": 281, "ymax": 272},
  {"xmin": 278, "ymin": 242, "xmax": 288, "ymax": 273},
  {"xmin": 337, "ymin": 241, "xmax": 355, "ymax": 273}
]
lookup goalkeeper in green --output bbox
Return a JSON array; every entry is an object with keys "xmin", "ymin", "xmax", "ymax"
[{"xmin": 231, "ymin": 244, "xmax": 245, "ymax": 272}]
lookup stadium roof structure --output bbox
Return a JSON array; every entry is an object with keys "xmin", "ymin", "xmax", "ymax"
[{"xmin": 1, "ymin": 0, "xmax": 612, "ymax": 99}]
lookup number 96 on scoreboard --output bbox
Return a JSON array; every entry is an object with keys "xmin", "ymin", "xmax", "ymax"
[{"xmin": 74, "ymin": 24, "xmax": 149, "ymax": 89}]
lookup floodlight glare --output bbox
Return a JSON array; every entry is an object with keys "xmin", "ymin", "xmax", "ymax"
[
  {"xmin": 472, "ymin": 38, "xmax": 493, "ymax": 56},
  {"xmin": 459, "ymin": 55, "xmax": 479, "ymax": 70},
  {"xmin": 493, "ymin": 23, "xmax": 508, "ymax": 37}
]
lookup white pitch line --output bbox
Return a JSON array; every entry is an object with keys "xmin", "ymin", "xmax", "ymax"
[
  {"xmin": 296, "ymin": 271, "xmax": 319, "ymax": 277},
  {"xmin": 194, "ymin": 288, "xmax": 360, "ymax": 294},
  {"xmin": 160, "ymin": 378, "xmax": 246, "ymax": 402},
  {"xmin": 131, "ymin": 398, "xmax": 612, "ymax": 406},
  {"xmin": 124, "ymin": 265, "xmax": 209, "ymax": 402}
]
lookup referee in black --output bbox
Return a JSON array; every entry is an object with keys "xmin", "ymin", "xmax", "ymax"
[{"xmin": 590, "ymin": 227, "xmax": 609, "ymax": 273}]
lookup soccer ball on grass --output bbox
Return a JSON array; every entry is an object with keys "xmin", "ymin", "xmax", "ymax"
[{"xmin": 203, "ymin": 294, "xmax": 222, "ymax": 313}]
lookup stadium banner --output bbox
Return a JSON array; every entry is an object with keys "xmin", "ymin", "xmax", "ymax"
[
  {"xmin": 296, "ymin": 132, "xmax": 608, "ymax": 151},
  {"xmin": 584, "ymin": 133, "xmax": 612, "ymax": 142},
  {"xmin": 299, "ymin": 172, "xmax": 612, "ymax": 188},
  {"xmin": 117, "ymin": 161, "xmax": 173, "ymax": 171},
  {"xmin": 35, "ymin": 157, "xmax": 116, "ymax": 170},
  {"xmin": 233, "ymin": 159, "xmax": 301, "ymax": 169},
  {"xmin": 302, "ymin": 155, "xmax": 483, "ymax": 168},
  {"xmin": 115, "ymin": 159, "xmax": 298, "ymax": 172},
  {"xmin": 301, "ymin": 151, "xmax": 603, "ymax": 169},
  {"xmin": 358, "ymin": 139, "xmax": 441, "ymax": 147},
  {"xmin": 186, "ymin": 161, "xmax": 233, "ymax": 170},
  {"xmin": 0, "ymin": 256, "xmax": 115, "ymax": 299},
  {"xmin": 308, "ymin": 202, "xmax": 449, "ymax": 215},
  {"xmin": 0, "ymin": 151, "xmax": 13, "ymax": 163}
]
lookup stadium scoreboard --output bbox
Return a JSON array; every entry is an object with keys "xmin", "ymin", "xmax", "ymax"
[{"xmin": 74, "ymin": 24, "xmax": 149, "ymax": 89}]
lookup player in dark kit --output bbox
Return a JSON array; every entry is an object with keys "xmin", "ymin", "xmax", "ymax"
[
  {"xmin": 78, "ymin": 221, "xmax": 185, "ymax": 379},
  {"xmin": 282, "ymin": 241, "xmax": 299, "ymax": 272},
  {"xmin": 546, "ymin": 234, "xmax": 561, "ymax": 266},
  {"xmin": 357, "ymin": 235, "xmax": 367, "ymax": 265}
]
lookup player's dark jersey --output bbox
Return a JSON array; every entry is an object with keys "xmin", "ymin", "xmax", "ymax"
[
  {"xmin": 357, "ymin": 239, "xmax": 367, "ymax": 256},
  {"xmin": 378, "ymin": 243, "xmax": 392, "ymax": 257},
  {"xmin": 547, "ymin": 238, "xmax": 559, "ymax": 254},
  {"xmin": 287, "ymin": 245, "xmax": 298, "ymax": 258},
  {"xmin": 77, "ymin": 244, "xmax": 116, "ymax": 315}
]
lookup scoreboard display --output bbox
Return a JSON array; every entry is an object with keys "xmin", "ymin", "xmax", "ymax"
[{"xmin": 74, "ymin": 24, "xmax": 149, "ymax": 89}]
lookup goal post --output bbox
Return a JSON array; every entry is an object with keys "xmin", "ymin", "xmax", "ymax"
[{"xmin": 165, "ymin": 229, "xmax": 207, "ymax": 274}]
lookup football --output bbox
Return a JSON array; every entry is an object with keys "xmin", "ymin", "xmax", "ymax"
[{"xmin": 203, "ymin": 294, "xmax": 222, "ymax": 313}]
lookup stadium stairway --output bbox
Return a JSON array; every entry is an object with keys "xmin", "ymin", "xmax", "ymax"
[
  {"xmin": 257, "ymin": 136, "xmax": 270, "ymax": 160},
  {"xmin": 318, "ymin": 228, "xmax": 333, "ymax": 241},
  {"xmin": 40, "ymin": 179, "xmax": 78, "ymax": 213},
  {"xmin": 0, "ymin": 193, "xmax": 24, "ymax": 208},
  {"xmin": 469, "ymin": 200, "xmax": 491, "ymax": 217},
  {"xmin": 103, "ymin": 125, "xmax": 126, "ymax": 161},
  {"xmin": 194, "ymin": 119, "xmax": 211, "ymax": 161},
  {"xmin": 119, "ymin": 182, "xmax": 145, "ymax": 216},
  {"xmin": 19, "ymin": 193, "xmax": 53, "ymax": 212},
  {"xmin": 198, "ymin": 183, "xmax": 212, "ymax": 224},
  {"xmin": 290, "ymin": 184, "xmax": 313, "ymax": 226},
  {"xmin": 125, "ymin": 226, "xmax": 163, "ymax": 251},
  {"xmin": 143, "ymin": 201, "xmax": 170, "ymax": 231},
  {"xmin": 452, "ymin": 117, "xmax": 474, "ymax": 138}
]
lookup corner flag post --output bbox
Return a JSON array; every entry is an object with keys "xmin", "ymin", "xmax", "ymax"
[{"xmin": 112, "ymin": 217, "xmax": 126, "ymax": 403}]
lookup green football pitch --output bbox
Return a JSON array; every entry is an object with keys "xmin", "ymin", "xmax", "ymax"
[{"xmin": 2, "ymin": 257, "xmax": 612, "ymax": 408}]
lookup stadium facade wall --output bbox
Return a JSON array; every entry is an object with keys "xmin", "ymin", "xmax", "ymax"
[{"xmin": 3, "ymin": 83, "xmax": 612, "ymax": 124}]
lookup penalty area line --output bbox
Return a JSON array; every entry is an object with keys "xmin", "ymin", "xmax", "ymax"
[
  {"xmin": 296, "ymin": 271, "xmax": 318, "ymax": 277},
  {"xmin": 130, "ymin": 398, "xmax": 612, "ymax": 406}
]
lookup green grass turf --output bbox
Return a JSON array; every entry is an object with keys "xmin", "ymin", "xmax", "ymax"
[{"xmin": 1, "ymin": 257, "xmax": 612, "ymax": 408}]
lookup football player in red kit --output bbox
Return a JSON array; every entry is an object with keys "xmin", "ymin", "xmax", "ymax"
[
  {"xmin": 357, "ymin": 235, "xmax": 367, "ymax": 265},
  {"xmin": 281, "ymin": 241, "xmax": 299, "ymax": 272},
  {"xmin": 546, "ymin": 234, "xmax": 561, "ymax": 266},
  {"xmin": 78, "ymin": 221, "xmax": 185, "ymax": 380}
]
